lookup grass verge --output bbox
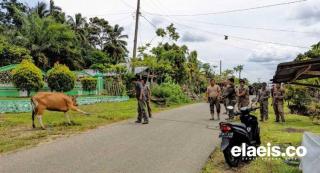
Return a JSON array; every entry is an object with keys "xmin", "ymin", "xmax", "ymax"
[
  {"xmin": 202, "ymin": 103, "xmax": 320, "ymax": 173},
  {"xmin": 0, "ymin": 99, "xmax": 190, "ymax": 154}
]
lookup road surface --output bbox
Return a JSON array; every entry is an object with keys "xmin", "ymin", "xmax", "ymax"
[{"xmin": 0, "ymin": 103, "xmax": 225, "ymax": 173}]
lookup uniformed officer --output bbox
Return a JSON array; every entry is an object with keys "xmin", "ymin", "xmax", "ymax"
[
  {"xmin": 223, "ymin": 78, "xmax": 237, "ymax": 119},
  {"xmin": 142, "ymin": 79, "xmax": 152, "ymax": 118},
  {"xmin": 257, "ymin": 82, "xmax": 270, "ymax": 121},
  {"xmin": 132, "ymin": 77, "xmax": 149, "ymax": 124},
  {"xmin": 273, "ymin": 83, "xmax": 285, "ymax": 123},
  {"xmin": 206, "ymin": 79, "xmax": 221, "ymax": 120},
  {"xmin": 221, "ymin": 80, "xmax": 228, "ymax": 114},
  {"xmin": 237, "ymin": 79, "xmax": 250, "ymax": 109}
]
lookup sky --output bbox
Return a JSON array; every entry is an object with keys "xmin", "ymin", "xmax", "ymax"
[{"xmin": 22, "ymin": 0, "xmax": 320, "ymax": 83}]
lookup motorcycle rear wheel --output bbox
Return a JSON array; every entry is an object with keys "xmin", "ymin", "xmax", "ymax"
[{"xmin": 223, "ymin": 146, "xmax": 240, "ymax": 167}]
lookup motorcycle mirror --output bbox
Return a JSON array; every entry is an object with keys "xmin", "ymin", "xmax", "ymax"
[{"xmin": 226, "ymin": 106, "xmax": 234, "ymax": 110}]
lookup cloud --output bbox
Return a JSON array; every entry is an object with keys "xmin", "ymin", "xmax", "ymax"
[
  {"xmin": 288, "ymin": 0, "xmax": 320, "ymax": 25},
  {"xmin": 181, "ymin": 32, "xmax": 209, "ymax": 42},
  {"xmin": 247, "ymin": 45, "xmax": 300, "ymax": 66},
  {"xmin": 151, "ymin": 17, "xmax": 164, "ymax": 26}
]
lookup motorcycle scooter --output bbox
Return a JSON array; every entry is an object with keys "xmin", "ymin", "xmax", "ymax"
[{"xmin": 219, "ymin": 100, "xmax": 261, "ymax": 167}]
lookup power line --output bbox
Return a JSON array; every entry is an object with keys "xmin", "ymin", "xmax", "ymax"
[
  {"xmin": 141, "ymin": 15, "xmax": 158, "ymax": 29},
  {"xmin": 144, "ymin": 0, "xmax": 307, "ymax": 17},
  {"xmin": 120, "ymin": 0, "xmax": 135, "ymax": 9},
  {"xmin": 145, "ymin": 14, "xmax": 310, "ymax": 49},
  {"xmin": 141, "ymin": 14, "xmax": 261, "ymax": 53},
  {"xmin": 175, "ymin": 18, "xmax": 318, "ymax": 35},
  {"xmin": 85, "ymin": 12, "xmax": 131, "ymax": 17}
]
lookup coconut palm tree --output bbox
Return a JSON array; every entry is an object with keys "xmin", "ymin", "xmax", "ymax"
[
  {"xmin": 67, "ymin": 13, "xmax": 87, "ymax": 42},
  {"xmin": 233, "ymin": 65, "xmax": 244, "ymax": 79},
  {"xmin": 49, "ymin": 0, "xmax": 61, "ymax": 15},
  {"xmin": 67, "ymin": 13, "xmax": 86, "ymax": 29},
  {"xmin": 35, "ymin": 2, "xmax": 48, "ymax": 18},
  {"xmin": 104, "ymin": 24, "xmax": 128, "ymax": 64}
]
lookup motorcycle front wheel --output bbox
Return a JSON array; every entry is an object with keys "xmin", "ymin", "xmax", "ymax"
[{"xmin": 223, "ymin": 146, "xmax": 240, "ymax": 167}]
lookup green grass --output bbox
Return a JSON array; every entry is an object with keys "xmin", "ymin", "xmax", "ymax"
[
  {"xmin": 202, "ymin": 103, "xmax": 320, "ymax": 173},
  {"xmin": 0, "ymin": 99, "xmax": 189, "ymax": 154}
]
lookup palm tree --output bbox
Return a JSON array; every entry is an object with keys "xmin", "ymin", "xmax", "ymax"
[
  {"xmin": 67, "ymin": 13, "xmax": 87, "ymax": 42},
  {"xmin": 35, "ymin": 2, "xmax": 49, "ymax": 18},
  {"xmin": 49, "ymin": 0, "xmax": 61, "ymax": 15},
  {"xmin": 233, "ymin": 65, "xmax": 244, "ymax": 79},
  {"xmin": 67, "ymin": 13, "xmax": 86, "ymax": 29},
  {"xmin": 104, "ymin": 24, "xmax": 128, "ymax": 64}
]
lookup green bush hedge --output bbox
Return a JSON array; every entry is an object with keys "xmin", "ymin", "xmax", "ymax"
[
  {"xmin": 12, "ymin": 59, "xmax": 44, "ymax": 96},
  {"xmin": 152, "ymin": 81, "xmax": 190, "ymax": 104},
  {"xmin": 81, "ymin": 77, "xmax": 97, "ymax": 93},
  {"xmin": 47, "ymin": 63, "xmax": 76, "ymax": 92}
]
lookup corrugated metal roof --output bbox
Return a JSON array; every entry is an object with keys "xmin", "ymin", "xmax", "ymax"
[{"xmin": 272, "ymin": 57, "xmax": 320, "ymax": 84}]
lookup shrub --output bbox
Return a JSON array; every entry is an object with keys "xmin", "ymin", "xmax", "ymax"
[
  {"xmin": 286, "ymin": 85, "xmax": 312, "ymax": 115},
  {"xmin": 152, "ymin": 81, "xmax": 190, "ymax": 105},
  {"xmin": 47, "ymin": 63, "xmax": 76, "ymax": 92},
  {"xmin": 12, "ymin": 59, "xmax": 44, "ymax": 96},
  {"xmin": 81, "ymin": 77, "xmax": 97, "ymax": 93}
]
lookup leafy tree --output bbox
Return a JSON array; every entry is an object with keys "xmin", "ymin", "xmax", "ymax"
[
  {"xmin": 295, "ymin": 42, "xmax": 320, "ymax": 61},
  {"xmin": 87, "ymin": 17, "xmax": 111, "ymax": 49},
  {"xmin": 87, "ymin": 49, "xmax": 111, "ymax": 67},
  {"xmin": 11, "ymin": 59, "xmax": 44, "ymax": 96},
  {"xmin": 155, "ymin": 23, "xmax": 179, "ymax": 41},
  {"xmin": 202, "ymin": 63, "xmax": 216, "ymax": 79},
  {"xmin": 18, "ymin": 13, "xmax": 82, "ymax": 70},
  {"xmin": 105, "ymin": 64, "xmax": 127, "ymax": 80},
  {"xmin": 0, "ymin": 0, "xmax": 27, "ymax": 28},
  {"xmin": 47, "ymin": 63, "xmax": 76, "ymax": 92},
  {"xmin": 0, "ymin": 36, "xmax": 32, "ymax": 66}
]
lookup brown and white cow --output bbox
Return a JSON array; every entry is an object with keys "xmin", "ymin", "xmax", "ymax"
[{"xmin": 31, "ymin": 92, "xmax": 89, "ymax": 129}]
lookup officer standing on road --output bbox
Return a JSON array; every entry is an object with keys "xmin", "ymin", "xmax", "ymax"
[
  {"xmin": 273, "ymin": 83, "xmax": 285, "ymax": 123},
  {"xmin": 221, "ymin": 80, "xmax": 228, "ymax": 114},
  {"xmin": 206, "ymin": 79, "xmax": 221, "ymax": 120},
  {"xmin": 223, "ymin": 78, "xmax": 237, "ymax": 119},
  {"xmin": 257, "ymin": 82, "xmax": 270, "ymax": 122},
  {"xmin": 142, "ymin": 78, "xmax": 152, "ymax": 118},
  {"xmin": 132, "ymin": 77, "xmax": 149, "ymax": 124},
  {"xmin": 237, "ymin": 79, "xmax": 250, "ymax": 109}
]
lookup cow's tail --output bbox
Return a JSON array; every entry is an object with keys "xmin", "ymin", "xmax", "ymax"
[{"xmin": 30, "ymin": 97, "xmax": 37, "ymax": 128}]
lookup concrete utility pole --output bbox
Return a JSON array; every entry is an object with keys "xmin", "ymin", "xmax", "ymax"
[
  {"xmin": 219, "ymin": 60, "xmax": 222, "ymax": 75},
  {"xmin": 132, "ymin": 0, "xmax": 140, "ymax": 72}
]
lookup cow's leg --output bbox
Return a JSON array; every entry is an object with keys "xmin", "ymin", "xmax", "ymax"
[
  {"xmin": 37, "ymin": 115, "xmax": 46, "ymax": 130},
  {"xmin": 64, "ymin": 112, "xmax": 72, "ymax": 125}
]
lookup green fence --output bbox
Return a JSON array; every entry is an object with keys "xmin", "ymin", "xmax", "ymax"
[{"xmin": 0, "ymin": 96, "xmax": 129, "ymax": 113}]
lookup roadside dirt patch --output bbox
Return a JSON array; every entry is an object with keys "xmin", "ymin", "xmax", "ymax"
[{"xmin": 283, "ymin": 128, "xmax": 305, "ymax": 133}]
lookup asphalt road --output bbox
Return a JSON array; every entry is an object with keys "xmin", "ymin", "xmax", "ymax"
[{"xmin": 0, "ymin": 103, "xmax": 225, "ymax": 173}]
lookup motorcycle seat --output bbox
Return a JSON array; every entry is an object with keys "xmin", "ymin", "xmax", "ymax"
[{"xmin": 231, "ymin": 123, "xmax": 246, "ymax": 129}]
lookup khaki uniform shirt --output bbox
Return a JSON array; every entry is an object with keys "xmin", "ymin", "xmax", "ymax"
[
  {"xmin": 238, "ymin": 85, "xmax": 249, "ymax": 103},
  {"xmin": 258, "ymin": 88, "xmax": 270, "ymax": 103},
  {"xmin": 273, "ymin": 88, "xmax": 285, "ymax": 104}
]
